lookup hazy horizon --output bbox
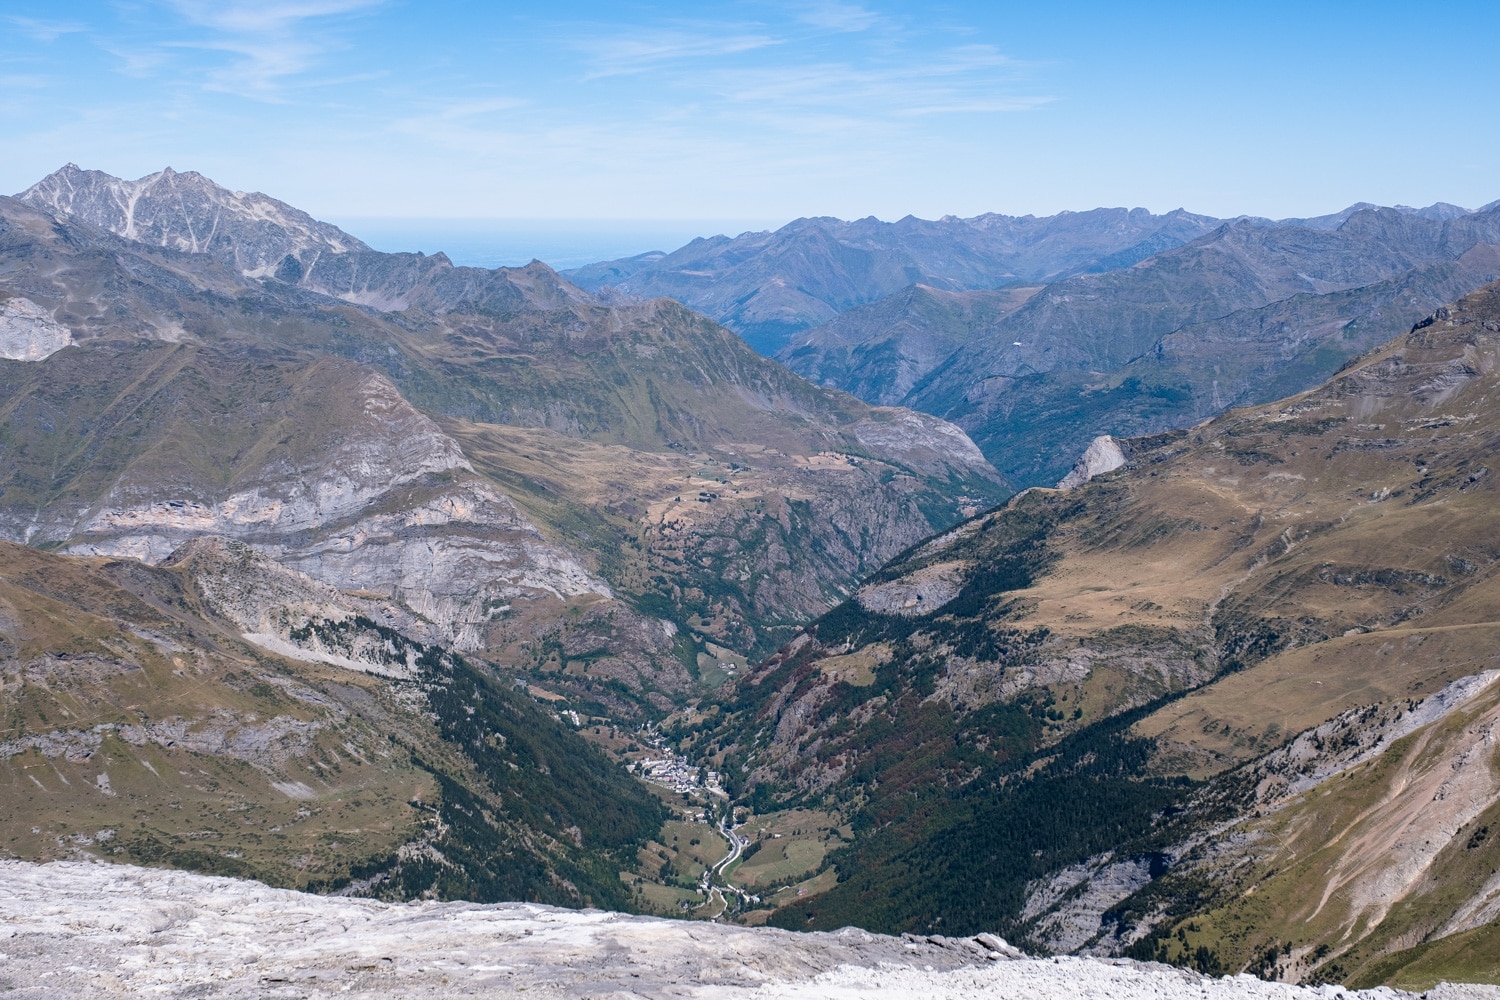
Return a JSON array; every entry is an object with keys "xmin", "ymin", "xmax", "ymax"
[
  {"xmin": 333, "ymin": 216, "xmax": 783, "ymax": 270},
  {"xmin": 332, "ymin": 194, "xmax": 1492, "ymax": 271}
]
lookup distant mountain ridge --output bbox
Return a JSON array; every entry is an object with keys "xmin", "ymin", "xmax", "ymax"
[
  {"xmin": 901, "ymin": 203, "xmax": 1500, "ymax": 484},
  {"xmin": 776, "ymin": 284, "xmax": 1043, "ymax": 406},
  {"xmin": 562, "ymin": 208, "xmax": 1225, "ymax": 353},
  {"xmin": 560, "ymin": 201, "xmax": 1483, "ymax": 356},
  {"xmin": 768, "ymin": 201, "xmax": 1500, "ymax": 486}
]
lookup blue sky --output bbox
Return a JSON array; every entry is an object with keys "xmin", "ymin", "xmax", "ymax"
[{"xmin": 2, "ymin": 1, "xmax": 1497, "ymax": 227}]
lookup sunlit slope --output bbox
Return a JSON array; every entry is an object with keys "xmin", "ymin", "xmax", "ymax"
[
  {"xmin": 1131, "ymin": 672, "xmax": 1500, "ymax": 989},
  {"xmin": 0, "ymin": 540, "xmax": 665, "ymax": 905},
  {"xmin": 695, "ymin": 281, "xmax": 1500, "ymax": 987}
]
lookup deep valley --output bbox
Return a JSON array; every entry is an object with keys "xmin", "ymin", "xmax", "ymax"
[{"xmin": 4, "ymin": 164, "xmax": 1500, "ymax": 994}]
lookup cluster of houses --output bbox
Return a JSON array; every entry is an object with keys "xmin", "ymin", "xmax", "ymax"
[{"xmin": 631, "ymin": 753, "xmax": 724, "ymax": 797}]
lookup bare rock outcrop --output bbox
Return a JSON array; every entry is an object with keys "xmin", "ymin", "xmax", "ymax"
[
  {"xmin": 1057, "ymin": 434, "xmax": 1127, "ymax": 489},
  {"xmin": 0, "ymin": 295, "xmax": 72, "ymax": 360},
  {"xmin": 3, "ymin": 860, "xmax": 1486, "ymax": 999}
]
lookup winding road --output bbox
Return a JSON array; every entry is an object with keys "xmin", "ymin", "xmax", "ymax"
[{"xmin": 698, "ymin": 811, "xmax": 755, "ymax": 918}]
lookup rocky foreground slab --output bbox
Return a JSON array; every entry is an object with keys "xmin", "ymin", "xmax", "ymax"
[{"xmin": 0, "ymin": 861, "xmax": 1493, "ymax": 999}]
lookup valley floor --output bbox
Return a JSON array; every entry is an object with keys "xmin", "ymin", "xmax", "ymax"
[{"xmin": 1, "ymin": 861, "xmax": 1495, "ymax": 999}]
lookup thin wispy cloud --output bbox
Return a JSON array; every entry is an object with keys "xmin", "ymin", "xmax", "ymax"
[
  {"xmin": 5, "ymin": 16, "xmax": 88, "ymax": 42},
  {"xmin": 165, "ymin": 0, "xmax": 384, "ymax": 34},
  {"xmin": 795, "ymin": 2, "xmax": 882, "ymax": 33},
  {"xmin": 376, "ymin": 6, "xmax": 1053, "ymax": 216},
  {"xmin": 155, "ymin": 0, "xmax": 385, "ymax": 99},
  {"xmin": 693, "ymin": 44, "xmax": 1045, "ymax": 127},
  {"xmin": 574, "ymin": 28, "xmax": 781, "ymax": 78},
  {"xmin": 894, "ymin": 96, "xmax": 1052, "ymax": 116},
  {"xmin": 932, "ymin": 44, "xmax": 1020, "ymax": 72},
  {"xmin": 554, "ymin": 10, "xmax": 1047, "ymax": 148},
  {"xmin": 169, "ymin": 37, "xmax": 324, "ymax": 96},
  {"xmin": 97, "ymin": 42, "xmax": 173, "ymax": 78},
  {"xmin": 437, "ymin": 98, "xmax": 529, "ymax": 121}
]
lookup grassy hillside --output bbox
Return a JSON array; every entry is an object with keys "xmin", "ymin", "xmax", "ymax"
[
  {"xmin": 0, "ymin": 541, "xmax": 664, "ymax": 907},
  {"xmin": 684, "ymin": 280, "xmax": 1500, "ymax": 987}
]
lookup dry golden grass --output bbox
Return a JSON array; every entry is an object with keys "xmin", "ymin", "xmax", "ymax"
[
  {"xmin": 961, "ymin": 290, "xmax": 1500, "ymax": 781},
  {"xmin": 1137, "ymin": 621, "xmax": 1500, "ymax": 776},
  {"xmin": 1154, "ymin": 680, "xmax": 1500, "ymax": 985},
  {"xmin": 1000, "ymin": 287, "xmax": 1500, "ymax": 980},
  {"xmin": 816, "ymin": 643, "xmax": 889, "ymax": 687}
]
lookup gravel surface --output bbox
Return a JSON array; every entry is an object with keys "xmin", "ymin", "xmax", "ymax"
[{"xmin": 0, "ymin": 860, "xmax": 1495, "ymax": 999}]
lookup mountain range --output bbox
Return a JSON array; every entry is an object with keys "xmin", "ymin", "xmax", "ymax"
[
  {"xmin": 896, "ymin": 206, "xmax": 1500, "ymax": 485},
  {"xmin": 565, "ymin": 198, "xmax": 1500, "ymax": 490},
  {"xmin": 0, "ymin": 164, "xmax": 1000, "ymax": 904},
  {"xmin": 8, "ymin": 163, "xmax": 1500, "ymax": 991},
  {"xmin": 563, "ymin": 208, "xmax": 1225, "ymax": 355},
  {"xmin": 562, "ymin": 202, "xmax": 1491, "ymax": 356}
]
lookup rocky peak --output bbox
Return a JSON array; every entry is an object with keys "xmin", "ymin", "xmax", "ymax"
[{"xmin": 17, "ymin": 163, "xmax": 369, "ymax": 276}]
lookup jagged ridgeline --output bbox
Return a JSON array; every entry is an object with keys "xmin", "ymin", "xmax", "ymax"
[
  {"xmin": 563, "ymin": 208, "xmax": 1226, "ymax": 355},
  {"xmin": 688, "ymin": 283, "xmax": 1500, "ymax": 989},
  {"xmin": 560, "ymin": 194, "xmax": 1500, "ymax": 491},
  {"xmin": 902, "ymin": 212, "xmax": 1500, "ymax": 487}
]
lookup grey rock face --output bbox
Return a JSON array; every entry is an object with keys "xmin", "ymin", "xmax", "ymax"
[
  {"xmin": 856, "ymin": 559, "xmax": 967, "ymax": 616},
  {"xmin": 1057, "ymin": 435, "xmax": 1127, "ymax": 489},
  {"xmin": 68, "ymin": 365, "xmax": 476, "ymax": 556},
  {"xmin": 0, "ymin": 295, "xmax": 72, "ymax": 360},
  {"xmin": 18, "ymin": 164, "xmax": 369, "ymax": 276},
  {"xmin": 2, "ymin": 347, "xmax": 609, "ymax": 657},
  {"xmin": 168, "ymin": 536, "xmax": 431, "ymax": 676},
  {"xmin": 850, "ymin": 408, "xmax": 990, "ymax": 474},
  {"xmin": 2, "ymin": 860, "xmax": 1476, "ymax": 1000},
  {"xmin": 1023, "ymin": 855, "xmax": 1158, "ymax": 954}
]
